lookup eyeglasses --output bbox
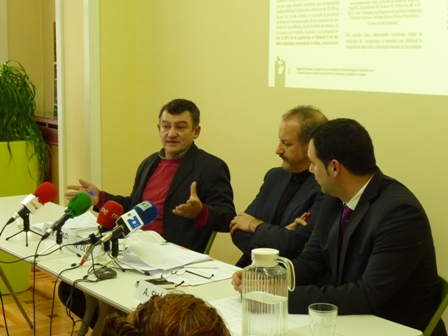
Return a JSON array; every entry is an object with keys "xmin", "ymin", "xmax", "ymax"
[{"xmin": 162, "ymin": 266, "xmax": 214, "ymax": 280}]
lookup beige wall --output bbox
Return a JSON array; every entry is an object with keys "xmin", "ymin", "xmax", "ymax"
[
  {"xmin": 99, "ymin": 2, "xmax": 448, "ymax": 313},
  {"xmin": 0, "ymin": 0, "xmax": 7, "ymax": 62},
  {"xmin": 8, "ymin": 0, "xmax": 448, "ymax": 323},
  {"xmin": 7, "ymin": 0, "xmax": 43, "ymax": 114},
  {"xmin": 58, "ymin": 1, "xmax": 88, "ymax": 193},
  {"xmin": 97, "ymin": 1, "xmax": 448, "ymax": 274},
  {"xmin": 40, "ymin": 0, "xmax": 55, "ymax": 118},
  {"xmin": 99, "ymin": 2, "xmax": 145, "ymax": 196},
  {"xmin": 7, "ymin": 0, "xmax": 55, "ymax": 118},
  {"xmin": 130, "ymin": 3, "xmax": 448, "ymax": 323},
  {"xmin": 9, "ymin": 0, "xmax": 448, "ymax": 272}
]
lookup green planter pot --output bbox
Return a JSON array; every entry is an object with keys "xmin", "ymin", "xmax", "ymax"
[
  {"xmin": 0, "ymin": 141, "xmax": 39, "ymax": 197},
  {"xmin": 0, "ymin": 140, "xmax": 38, "ymax": 293},
  {"xmin": 0, "ymin": 251, "xmax": 31, "ymax": 294}
]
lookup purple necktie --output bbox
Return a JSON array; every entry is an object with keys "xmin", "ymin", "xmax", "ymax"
[{"xmin": 340, "ymin": 205, "xmax": 353, "ymax": 234}]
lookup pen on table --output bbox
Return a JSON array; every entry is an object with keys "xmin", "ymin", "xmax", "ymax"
[{"xmin": 76, "ymin": 178, "xmax": 95, "ymax": 196}]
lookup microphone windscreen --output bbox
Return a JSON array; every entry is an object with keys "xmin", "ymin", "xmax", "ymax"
[
  {"xmin": 66, "ymin": 192, "xmax": 92, "ymax": 218},
  {"xmin": 34, "ymin": 182, "xmax": 58, "ymax": 204},
  {"xmin": 133, "ymin": 201, "xmax": 158, "ymax": 227},
  {"xmin": 97, "ymin": 201, "xmax": 124, "ymax": 230}
]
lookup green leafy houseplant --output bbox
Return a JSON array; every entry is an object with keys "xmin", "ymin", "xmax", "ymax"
[{"xmin": 0, "ymin": 60, "xmax": 50, "ymax": 184}]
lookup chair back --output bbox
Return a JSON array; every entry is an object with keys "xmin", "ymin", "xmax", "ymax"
[
  {"xmin": 423, "ymin": 275, "xmax": 448, "ymax": 336},
  {"xmin": 204, "ymin": 231, "xmax": 217, "ymax": 255}
]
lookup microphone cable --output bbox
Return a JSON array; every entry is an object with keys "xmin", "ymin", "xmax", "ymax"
[
  {"xmin": 32, "ymin": 239, "xmax": 43, "ymax": 336},
  {"xmin": 0, "ymin": 241, "xmax": 78, "ymax": 336},
  {"xmin": 50, "ymin": 265, "xmax": 100, "ymax": 336}
]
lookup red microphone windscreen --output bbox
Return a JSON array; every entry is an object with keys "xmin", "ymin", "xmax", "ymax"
[
  {"xmin": 34, "ymin": 182, "xmax": 58, "ymax": 205},
  {"xmin": 97, "ymin": 200, "xmax": 124, "ymax": 230}
]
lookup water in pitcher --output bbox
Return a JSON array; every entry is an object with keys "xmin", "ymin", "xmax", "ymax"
[{"xmin": 242, "ymin": 291, "xmax": 288, "ymax": 336}]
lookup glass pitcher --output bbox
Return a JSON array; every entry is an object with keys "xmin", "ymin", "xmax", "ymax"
[{"xmin": 242, "ymin": 248, "xmax": 295, "ymax": 336}]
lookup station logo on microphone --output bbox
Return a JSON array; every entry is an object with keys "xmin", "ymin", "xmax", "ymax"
[{"xmin": 124, "ymin": 209, "xmax": 143, "ymax": 230}]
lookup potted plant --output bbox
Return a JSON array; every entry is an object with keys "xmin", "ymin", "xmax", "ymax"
[{"xmin": 0, "ymin": 60, "xmax": 50, "ymax": 194}]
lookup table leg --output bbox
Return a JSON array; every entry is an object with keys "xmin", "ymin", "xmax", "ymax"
[
  {"xmin": 0, "ymin": 266, "xmax": 33, "ymax": 328},
  {"xmin": 91, "ymin": 300, "xmax": 115, "ymax": 336},
  {"xmin": 77, "ymin": 292, "xmax": 98, "ymax": 336}
]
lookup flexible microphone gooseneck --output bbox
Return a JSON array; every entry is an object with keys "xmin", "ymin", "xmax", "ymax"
[
  {"xmin": 73, "ymin": 200, "xmax": 124, "ymax": 245},
  {"xmin": 41, "ymin": 192, "xmax": 92, "ymax": 240},
  {"xmin": 79, "ymin": 201, "xmax": 124, "ymax": 266},
  {"xmin": 95, "ymin": 201, "xmax": 158, "ymax": 246},
  {"xmin": 6, "ymin": 182, "xmax": 58, "ymax": 225}
]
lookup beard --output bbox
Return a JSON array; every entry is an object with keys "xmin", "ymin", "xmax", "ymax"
[{"xmin": 281, "ymin": 159, "xmax": 294, "ymax": 172}]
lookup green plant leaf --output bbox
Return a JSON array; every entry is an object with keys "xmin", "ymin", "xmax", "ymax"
[{"xmin": 0, "ymin": 60, "xmax": 50, "ymax": 183}]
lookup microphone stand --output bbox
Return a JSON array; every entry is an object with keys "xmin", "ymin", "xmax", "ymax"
[
  {"xmin": 5, "ymin": 212, "xmax": 42, "ymax": 247},
  {"xmin": 38, "ymin": 229, "xmax": 81, "ymax": 257},
  {"xmin": 88, "ymin": 237, "xmax": 149, "ymax": 276}
]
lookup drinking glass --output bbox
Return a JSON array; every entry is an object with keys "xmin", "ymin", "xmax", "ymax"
[{"xmin": 308, "ymin": 303, "xmax": 338, "ymax": 336}]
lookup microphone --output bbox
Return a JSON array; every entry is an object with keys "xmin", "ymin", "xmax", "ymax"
[
  {"xmin": 79, "ymin": 243, "xmax": 96, "ymax": 266},
  {"xmin": 78, "ymin": 201, "xmax": 124, "ymax": 266},
  {"xmin": 95, "ymin": 201, "xmax": 158, "ymax": 246},
  {"xmin": 41, "ymin": 192, "xmax": 92, "ymax": 240},
  {"xmin": 98, "ymin": 200, "xmax": 123, "ymax": 231},
  {"xmin": 6, "ymin": 182, "xmax": 58, "ymax": 225},
  {"xmin": 73, "ymin": 200, "xmax": 124, "ymax": 245}
]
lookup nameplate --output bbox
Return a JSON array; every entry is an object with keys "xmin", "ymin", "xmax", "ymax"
[{"xmin": 135, "ymin": 279, "xmax": 169, "ymax": 303}]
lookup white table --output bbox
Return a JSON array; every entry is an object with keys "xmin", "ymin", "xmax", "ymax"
[
  {"xmin": 0, "ymin": 195, "xmax": 423, "ymax": 336},
  {"xmin": 0, "ymin": 195, "xmax": 75, "ymax": 261},
  {"xmin": 289, "ymin": 314, "xmax": 422, "ymax": 336}
]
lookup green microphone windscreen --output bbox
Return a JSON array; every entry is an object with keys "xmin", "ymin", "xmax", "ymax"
[{"xmin": 66, "ymin": 192, "xmax": 92, "ymax": 218}]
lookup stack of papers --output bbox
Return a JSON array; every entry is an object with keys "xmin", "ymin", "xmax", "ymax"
[
  {"xmin": 120, "ymin": 241, "xmax": 211, "ymax": 271},
  {"xmin": 31, "ymin": 211, "xmax": 99, "ymax": 238},
  {"xmin": 122, "ymin": 242, "xmax": 240, "ymax": 286},
  {"xmin": 30, "ymin": 211, "xmax": 102, "ymax": 257}
]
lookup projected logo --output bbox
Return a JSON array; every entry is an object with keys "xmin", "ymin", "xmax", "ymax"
[{"xmin": 275, "ymin": 56, "xmax": 285, "ymax": 87}]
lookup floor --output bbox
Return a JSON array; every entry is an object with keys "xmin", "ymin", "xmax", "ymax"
[{"xmin": 0, "ymin": 267, "xmax": 92, "ymax": 336}]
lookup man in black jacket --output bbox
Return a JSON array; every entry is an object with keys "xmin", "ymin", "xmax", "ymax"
[
  {"xmin": 230, "ymin": 105, "xmax": 327, "ymax": 267},
  {"xmin": 69, "ymin": 98, "xmax": 235, "ymax": 253},
  {"xmin": 61, "ymin": 98, "xmax": 235, "ymax": 329}
]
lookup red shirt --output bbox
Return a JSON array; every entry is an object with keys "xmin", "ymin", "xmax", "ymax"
[{"xmin": 141, "ymin": 159, "xmax": 182, "ymax": 234}]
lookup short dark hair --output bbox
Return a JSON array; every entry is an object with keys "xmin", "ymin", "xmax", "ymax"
[
  {"xmin": 310, "ymin": 118, "xmax": 376, "ymax": 176},
  {"xmin": 159, "ymin": 99, "xmax": 200, "ymax": 127},
  {"xmin": 282, "ymin": 105, "xmax": 328, "ymax": 144}
]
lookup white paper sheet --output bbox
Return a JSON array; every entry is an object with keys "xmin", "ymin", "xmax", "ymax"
[
  {"xmin": 123, "ymin": 241, "xmax": 211, "ymax": 270},
  {"xmin": 149, "ymin": 260, "xmax": 241, "ymax": 286}
]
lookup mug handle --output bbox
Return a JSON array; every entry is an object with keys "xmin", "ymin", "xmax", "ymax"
[{"xmin": 278, "ymin": 256, "xmax": 296, "ymax": 291}]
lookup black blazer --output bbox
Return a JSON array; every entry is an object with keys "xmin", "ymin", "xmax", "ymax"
[
  {"xmin": 103, "ymin": 143, "xmax": 235, "ymax": 253},
  {"xmin": 289, "ymin": 168, "xmax": 442, "ymax": 333},
  {"xmin": 232, "ymin": 167, "xmax": 324, "ymax": 267}
]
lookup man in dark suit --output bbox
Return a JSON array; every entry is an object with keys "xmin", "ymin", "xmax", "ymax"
[
  {"xmin": 230, "ymin": 106, "xmax": 327, "ymax": 267},
  {"xmin": 232, "ymin": 118, "xmax": 446, "ymax": 335},
  {"xmin": 61, "ymin": 99, "xmax": 235, "ymax": 328},
  {"xmin": 68, "ymin": 98, "xmax": 235, "ymax": 253}
]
